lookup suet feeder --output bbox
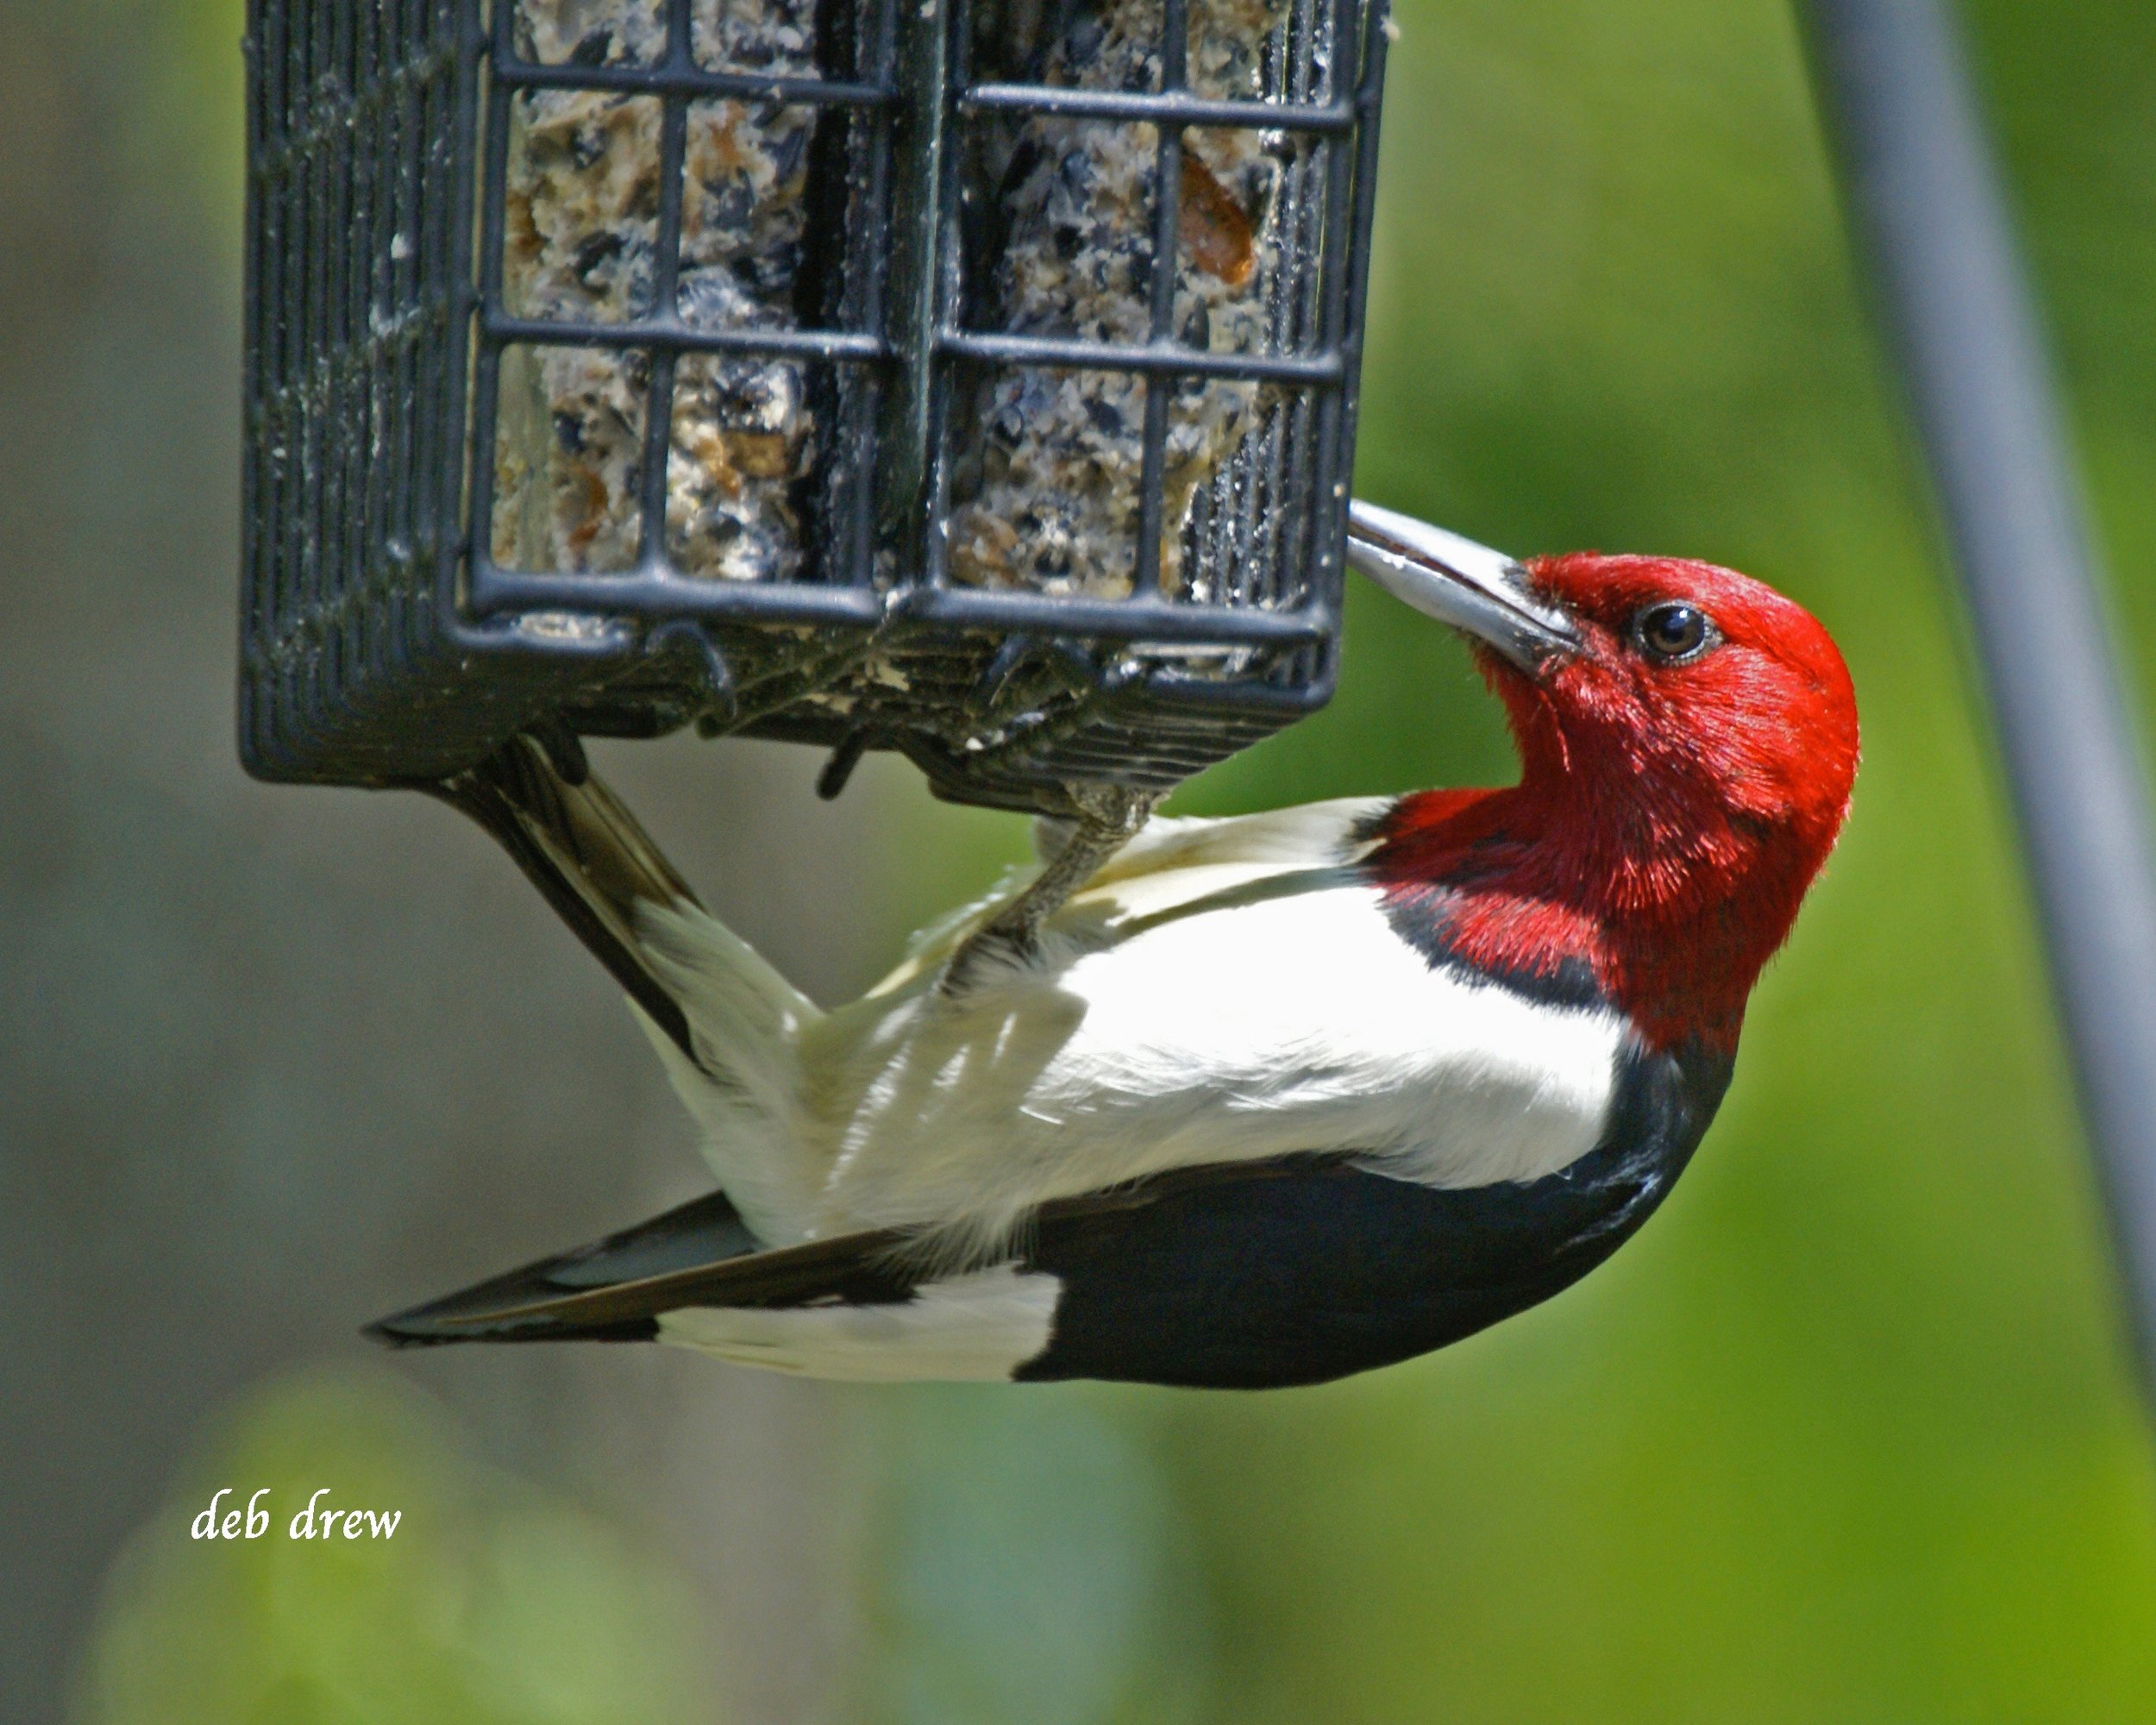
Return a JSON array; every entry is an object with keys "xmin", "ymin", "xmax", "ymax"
[{"xmin": 239, "ymin": 0, "xmax": 1391, "ymax": 816}]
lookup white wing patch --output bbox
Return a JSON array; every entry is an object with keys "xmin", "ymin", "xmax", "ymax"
[
  {"xmin": 655, "ymin": 1264, "xmax": 1062, "ymax": 1381},
  {"xmin": 801, "ymin": 881, "xmax": 1624, "ymax": 1260}
]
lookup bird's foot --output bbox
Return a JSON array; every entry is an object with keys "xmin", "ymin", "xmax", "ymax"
[{"xmin": 940, "ymin": 784, "xmax": 1157, "ymax": 994}]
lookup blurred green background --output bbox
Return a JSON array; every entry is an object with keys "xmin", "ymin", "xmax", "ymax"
[{"xmin": 6, "ymin": 0, "xmax": 2155, "ymax": 1720}]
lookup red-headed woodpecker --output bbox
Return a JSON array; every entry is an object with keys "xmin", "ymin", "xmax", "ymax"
[{"xmin": 373, "ymin": 504, "xmax": 1859, "ymax": 1389}]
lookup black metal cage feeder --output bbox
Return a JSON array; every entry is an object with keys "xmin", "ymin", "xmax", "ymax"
[{"xmin": 241, "ymin": 0, "xmax": 1390, "ymax": 815}]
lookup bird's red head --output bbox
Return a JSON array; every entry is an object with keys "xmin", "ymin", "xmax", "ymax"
[
  {"xmin": 1347, "ymin": 507, "xmax": 1858, "ymax": 1051},
  {"xmin": 1503, "ymin": 550, "xmax": 1859, "ymax": 864}
]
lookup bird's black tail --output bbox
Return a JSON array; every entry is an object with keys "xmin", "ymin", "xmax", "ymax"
[
  {"xmin": 424, "ymin": 732, "xmax": 705, "ymax": 1063},
  {"xmin": 369, "ymin": 1187, "xmax": 768, "ymax": 1346},
  {"xmin": 368, "ymin": 1189, "xmax": 920, "ymax": 1348}
]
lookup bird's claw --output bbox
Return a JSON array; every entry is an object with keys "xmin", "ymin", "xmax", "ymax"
[{"xmin": 940, "ymin": 784, "xmax": 1157, "ymax": 994}]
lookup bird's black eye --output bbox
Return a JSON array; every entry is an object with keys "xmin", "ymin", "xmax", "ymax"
[{"xmin": 1632, "ymin": 601, "xmax": 1715, "ymax": 664}]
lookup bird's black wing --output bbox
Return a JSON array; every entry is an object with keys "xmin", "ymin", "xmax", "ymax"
[{"xmin": 1016, "ymin": 1146, "xmax": 1667, "ymax": 1387}]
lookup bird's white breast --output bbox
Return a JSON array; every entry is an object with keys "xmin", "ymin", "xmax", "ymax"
[{"xmin": 803, "ymin": 881, "xmax": 1625, "ymax": 1256}]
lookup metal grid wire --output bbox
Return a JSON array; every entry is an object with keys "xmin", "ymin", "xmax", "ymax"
[{"xmin": 241, "ymin": 0, "xmax": 1391, "ymax": 812}]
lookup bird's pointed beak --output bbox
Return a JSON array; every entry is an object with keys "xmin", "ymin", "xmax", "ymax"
[{"xmin": 1345, "ymin": 501, "xmax": 1581, "ymax": 674}]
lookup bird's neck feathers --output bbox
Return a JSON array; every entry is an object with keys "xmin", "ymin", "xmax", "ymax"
[{"xmin": 1366, "ymin": 687, "xmax": 1852, "ymax": 1052}]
